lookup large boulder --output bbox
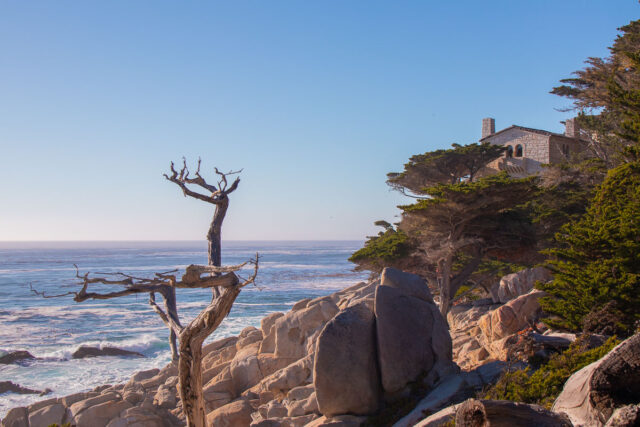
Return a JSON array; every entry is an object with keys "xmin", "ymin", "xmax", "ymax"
[
  {"xmin": 314, "ymin": 302, "xmax": 381, "ymax": 417},
  {"xmin": 1, "ymin": 407, "xmax": 29, "ymax": 427},
  {"xmin": 375, "ymin": 268, "xmax": 454, "ymax": 395},
  {"xmin": 553, "ymin": 333, "xmax": 640, "ymax": 427},
  {"xmin": 73, "ymin": 399, "xmax": 132, "ymax": 427},
  {"xmin": 28, "ymin": 403, "xmax": 66, "ymax": 427},
  {"xmin": 491, "ymin": 267, "xmax": 552, "ymax": 303},
  {"xmin": 478, "ymin": 289, "xmax": 545, "ymax": 344},
  {"xmin": 272, "ymin": 300, "xmax": 338, "ymax": 360}
]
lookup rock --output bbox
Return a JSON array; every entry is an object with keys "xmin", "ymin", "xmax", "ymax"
[
  {"xmin": 314, "ymin": 302, "xmax": 380, "ymax": 417},
  {"xmin": 553, "ymin": 333, "xmax": 640, "ymax": 427},
  {"xmin": 27, "ymin": 397, "xmax": 60, "ymax": 412},
  {"xmin": 448, "ymin": 302, "xmax": 498, "ymax": 370},
  {"xmin": 287, "ymin": 391, "xmax": 318, "ymax": 417},
  {"xmin": 207, "ymin": 399, "xmax": 254, "ymax": 427},
  {"xmin": 264, "ymin": 400, "xmax": 289, "ymax": 418},
  {"xmin": 28, "ymin": 403, "xmax": 66, "ymax": 427},
  {"xmin": 287, "ymin": 384, "xmax": 315, "ymax": 401},
  {"xmin": 73, "ymin": 399, "xmax": 132, "ymax": 427},
  {"xmin": 237, "ymin": 327, "xmax": 263, "ymax": 349},
  {"xmin": 0, "ymin": 381, "xmax": 43, "ymax": 395},
  {"xmin": 604, "ymin": 404, "xmax": 640, "ymax": 427},
  {"xmin": 71, "ymin": 345, "xmax": 145, "ymax": 359},
  {"xmin": 130, "ymin": 368, "xmax": 160, "ymax": 382},
  {"xmin": 394, "ymin": 374, "xmax": 471, "ymax": 427},
  {"xmin": 455, "ymin": 399, "xmax": 572, "ymax": 426},
  {"xmin": 414, "ymin": 405, "xmax": 457, "ymax": 427},
  {"xmin": 306, "ymin": 414, "xmax": 366, "ymax": 426},
  {"xmin": 259, "ymin": 313, "xmax": 285, "ymax": 354},
  {"xmin": 1, "ymin": 407, "xmax": 28, "ymax": 427},
  {"xmin": 292, "ymin": 299, "xmax": 311, "ymax": 311},
  {"xmin": 203, "ymin": 336, "xmax": 238, "ymax": 355},
  {"xmin": 375, "ymin": 268, "xmax": 453, "ymax": 395},
  {"xmin": 69, "ymin": 392, "xmax": 120, "ymax": 419},
  {"xmin": 153, "ymin": 384, "xmax": 176, "ymax": 408},
  {"xmin": 273, "ymin": 299, "xmax": 338, "ymax": 360},
  {"xmin": 261, "ymin": 354, "xmax": 314, "ymax": 396},
  {"xmin": 257, "ymin": 354, "xmax": 297, "ymax": 380},
  {"xmin": 106, "ymin": 406, "xmax": 168, "ymax": 427},
  {"xmin": 61, "ymin": 391, "xmax": 98, "ymax": 407},
  {"xmin": 230, "ymin": 343, "xmax": 264, "ymax": 395},
  {"xmin": 491, "ymin": 267, "xmax": 552, "ymax": 303},
  {"xmin": 251, "ymin": 414, "xmax": 319, "ymax": 427},
  {"xmin": 478, "ymin": 289, "xmax": 545, "ymax": 344},
  {"xmin": 0, "ymin": 350, "xmax": 35, "ymax": 365}
]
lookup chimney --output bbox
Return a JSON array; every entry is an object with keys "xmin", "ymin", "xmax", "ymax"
[
  {"xmin": 565, "ymin": 117, "xmax": 579, "ymax": 138},
  {"xmin": 482, "ymin": 118, "xmax": 495, "ymax": 139}
]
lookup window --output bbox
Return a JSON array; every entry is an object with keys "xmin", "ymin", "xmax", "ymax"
[
  {"xmin": 515, "ymin": 144, "xmax": 523, "ymax": 157},
  {"xmin": 506, "ymin": 145, "xmax": 513, "ymax": 158},
  {"xmin": 562, "ymin": 144, "xmax": 570, "ymax": 157}
]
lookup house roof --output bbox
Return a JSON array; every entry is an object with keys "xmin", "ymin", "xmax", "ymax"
[{"xmin": 480, "ymin": 125, "xmax": 582, "ymax": 142}]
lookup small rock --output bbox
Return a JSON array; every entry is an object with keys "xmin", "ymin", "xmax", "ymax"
[
  {"xmin": 0, "ymin": 350, "xmax": 35, "ymax": 365},
  {"xmin": 0, "ymin": 381, "xmax": 43, "ymax": 395},
  {"xmin": 71, "ymin": 346, "xmax": 145, "ymax": 359}
]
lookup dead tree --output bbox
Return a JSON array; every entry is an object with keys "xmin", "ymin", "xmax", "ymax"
[
  {"xmin": 32, "ymin": 159, "xmax": 256, "ymax": 427},
  {"xmin": 164, "ymin": 158, "xmax": 241, "ymax": 267},
  {"xmin": 35, "ymin": 260, "xmax": 258, "ymax": 427}
]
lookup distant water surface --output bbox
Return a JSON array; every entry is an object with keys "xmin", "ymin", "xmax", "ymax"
[{"xmin": 0, "ymin": 240, "xmax": 367, "ymax": 417}]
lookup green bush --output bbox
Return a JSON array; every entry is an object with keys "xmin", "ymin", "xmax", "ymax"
[{"xmin": 483, "ymin": 336, "xmax": 619, "ymax": 408}]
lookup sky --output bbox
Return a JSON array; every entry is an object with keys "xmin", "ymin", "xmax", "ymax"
[{"xmin": 0, "ymin": 1, "xmax": 638, "ymax": 241}]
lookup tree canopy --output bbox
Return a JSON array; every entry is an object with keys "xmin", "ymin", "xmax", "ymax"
[
  {"xmin": 386, "ymin": 142, "xmax": 505, "ymax": 196},
  {"xmin": 538, "ymin": 160, "xmax": 640, "ymax": 336}
]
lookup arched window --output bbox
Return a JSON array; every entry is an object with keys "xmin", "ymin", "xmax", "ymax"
[
  {"xmin": 506, "ymin": 145, "xmax": 513, "ymax": 158},
  {"xmin": 515, "ymin": 144, "xmax": 523, "ymax": 157}
]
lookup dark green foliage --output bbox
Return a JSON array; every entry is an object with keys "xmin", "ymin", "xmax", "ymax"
[
  {"xmin": 484, "ymin": 336, "xmax": 620, "ymax": 409},
  {"xmin": 538, "ymin": 161, "xmax": 640, "ymax": 335},
  {"xmin": 399, "ymin": 172, "xmax": 539, "ymax": 314},
  {"xmin": 552, "ymin": 19, "xmax": 640, "ymax": 168},
  {"xmin": 387, "ymin": 142, "xmax": 505, "ymax": 195},
  {"xmin": 349, "ymin": 223, "xmax": 413, "ymax": 273},
  {"xmin": 524, "ymin": 165, "xmax": 596, "ymax": 252}
]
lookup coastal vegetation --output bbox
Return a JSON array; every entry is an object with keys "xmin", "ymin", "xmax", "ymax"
[
  {"xmin": 483, "ymin": 335, "xmax": 620, "ymax": 409},
  {"xmin": 351, "ymin": 20, "xmax": 640, "ymax": 335}
]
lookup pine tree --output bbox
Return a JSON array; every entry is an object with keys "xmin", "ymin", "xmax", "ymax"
[{"xmin": 538, "ymin": 161, "xmax": 640, "ymax": 336}]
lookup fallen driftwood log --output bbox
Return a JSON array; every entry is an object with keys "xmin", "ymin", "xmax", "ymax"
[{"xmin": 455, "ymin": 399, "xmax": 572, "ymax": 427}]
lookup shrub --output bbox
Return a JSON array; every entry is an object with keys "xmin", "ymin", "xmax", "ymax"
[{"xmin": 483, "ymin": 335, "xmax": 619, "ymax": 408}]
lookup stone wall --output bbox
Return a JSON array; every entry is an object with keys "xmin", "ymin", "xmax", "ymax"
[
  {"xmin": 485, "ymin": 128, "xmax": 550, "ymax": 164},
  {"xmin": 549, "ymin": 135, "xmax": 589, "ymax": 164}
]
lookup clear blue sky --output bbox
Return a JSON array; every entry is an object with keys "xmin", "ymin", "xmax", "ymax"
[{"xmin": 1, "ymin": 1, "xmax": 637, "ymax": 241}]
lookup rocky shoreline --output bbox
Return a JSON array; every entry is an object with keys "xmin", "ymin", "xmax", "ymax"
[{"xmin": 2, "ymin": 267, "xmax": 639, "ymax": 427}]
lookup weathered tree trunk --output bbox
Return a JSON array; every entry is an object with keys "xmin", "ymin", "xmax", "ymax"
[
  {"xmin": 159, "ymin": 286, "xmax": 180, "ymax": 361},
  {"xmin": 438, "ymin": 256, "xmax": 453, "ymax": 317},
  {"xmin": 207, "ymin": 198, "xmax": 228, "ymax": 267},
  {"xmin": 178, "ymin": 285, "xmax": 241, "ymax": 427}
]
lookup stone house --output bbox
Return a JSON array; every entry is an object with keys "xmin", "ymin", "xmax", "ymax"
[{"xmin": 479, "ymin": 117, "xmax": 588, "ymax": 177}]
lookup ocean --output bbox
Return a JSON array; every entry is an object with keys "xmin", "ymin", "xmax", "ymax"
[{"xmin": 0, "ymin": 240, "xmax": 367, "ymax": 417}]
